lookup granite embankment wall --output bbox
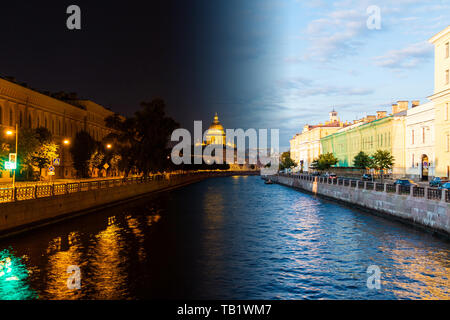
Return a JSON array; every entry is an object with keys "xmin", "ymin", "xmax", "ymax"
[
  {"xmin": 0, "ymin": 172, "xmax": 258, "ymax": 238},
  {"xmin": 269, "ymin": 174, "xmax": 450, "ymax": 237}
]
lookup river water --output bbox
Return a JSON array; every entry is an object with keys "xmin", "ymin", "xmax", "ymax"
[{"xmin": 0, "ymin": 176, "xmax": 449, "ymax": 300}]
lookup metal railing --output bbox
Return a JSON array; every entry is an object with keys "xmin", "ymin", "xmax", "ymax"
[
  {"xmin": 0, "ymin": 171, "xmax": 253, "ymax": 204},
  {"xmin": 277, "ymin": 173, "xmax": 449, "ymax": 203}
]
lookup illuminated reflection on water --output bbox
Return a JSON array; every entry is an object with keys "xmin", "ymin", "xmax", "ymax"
[{"xmin": 0, "ymin": 176, "xmax": 449, "ymax": 300}]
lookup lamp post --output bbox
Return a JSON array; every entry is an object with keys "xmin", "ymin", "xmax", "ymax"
[
  {"xmin": 61, "ymin": 139, "xmax": 70, "ymax": 178},
  {"xmin": 5, "ymin": 124, "xmax": 18, "ymax": 189}
]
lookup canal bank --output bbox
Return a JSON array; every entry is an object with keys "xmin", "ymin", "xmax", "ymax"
[
  {"xmin": 266, "ymin": 174, "xmax": 450, "ymax": 238},
  {"xmin": 0, "ymin": 171, "xmax": 258, "ymax": 239}
]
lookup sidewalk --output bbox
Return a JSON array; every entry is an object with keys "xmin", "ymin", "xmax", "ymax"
[{"xmin": 0, "ymin": 176, "xmax": 127, "ymax": 188}]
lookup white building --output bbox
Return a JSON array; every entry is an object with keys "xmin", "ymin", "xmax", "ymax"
[{"xmin": 405, "ymin": 101, "xmax": 435, "ymax": 180}]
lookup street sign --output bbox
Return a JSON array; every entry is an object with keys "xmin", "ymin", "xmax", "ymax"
[
  {"xmin": 48, "ymin": 166, "xmax": 55, "ymax": 173},
  {"xmin": 9, "ymin": 153, "xmax": 17, "ymax": 164},
  {"xmin": 103, "ymin": 163, "xmax": 110, "ymax": 170},
  {"xmin": 5, "ymin": 161, "xmax": 16, "ymax": 170},
  {"xmin": 53, "ymin": 158, "xmax": 61, "ymax": 166}
]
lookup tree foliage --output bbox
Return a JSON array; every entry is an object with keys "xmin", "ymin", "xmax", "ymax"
[
  {"xmin": 353, "ymin": 151, "xmax": 372, "ymax": 169},
  {"xmin": 105, "ymin": 98, "xmax": 179, "ymax": 176},
  {"xmin": 279, "ymin": 151, "xmax": 296, "ymax": 170},
  {"xmin": 70, "ymin": 131, "xmax": 98, "ymax": 178},
  {"xmin": 370, "ymin": 150, "xmax": 395, "ymax": 170},
  {"xmin": 311, "ymin": 152, "xmax": 338, "ymax": 171}
]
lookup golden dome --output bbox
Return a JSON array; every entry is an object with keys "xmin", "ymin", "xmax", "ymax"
[
  {"xmin": 208, "ymin": 113, "xmax": 225, "ymax": 132},
  {"xmin": 205, "ymin": 113, "xmax": 226, "ymax": 145}
]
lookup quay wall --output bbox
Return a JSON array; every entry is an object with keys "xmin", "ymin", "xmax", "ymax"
[{"xmin": 269, "ymin": 174, "xmax": 450, "ymax": 237}]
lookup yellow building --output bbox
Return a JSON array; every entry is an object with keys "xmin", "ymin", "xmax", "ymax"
[
  {"xmin": 290, "ymin": 110, "xmax": 345, "ymax": 172},
  {"xmin": 321, "ymin": 104, "xmax": 407, "ymax": 177},
  {"xmin": 0, "ymin": 76, "xmax": 115, "ymax": 180},
  {"xmin": 429, "ymin": 26, "xmax": 450, "ymax": 178}
]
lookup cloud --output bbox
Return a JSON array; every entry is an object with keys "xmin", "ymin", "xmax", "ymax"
[
  {"xmin": 373, "ymin": 41, "xmax": 433, "ymax": 69},
  {"xmin": 278, "ymin": 77, "xmax": 374, "ymax": 98},
  {"xmin": 300, "ymin": 7, "xmax": 370, "ymax": 62}
]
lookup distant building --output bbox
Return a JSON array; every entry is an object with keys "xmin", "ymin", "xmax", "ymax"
[
  {"xmin": 321, "ymin": 102, "xmax": 407, "ymax": 178},
  {"xmin": 0, "ymin": 77, "xmax": 115, "ymax": 180},
  {"xmin": 290, "ymin": 110, "xmax": 345, "ymax": 172},
  {"xmin": 429, "ymin": 26, "xmax": 450, "ymax": 178}
]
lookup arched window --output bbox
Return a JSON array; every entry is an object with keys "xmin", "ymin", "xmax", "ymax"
[
  {"xmin": 0, "ymin": 106, "xmax": 3, "ymax": 124},
  {"xmin": 28, "ymin": 115, "xmax": 32, "ymax": 128},
  {"xmin": 9, "ymin": 109, "xmax": 13, "ymax": 126},
  {"xmin": 19, "ymin": 111, "xmax": 23, "ymax": 127}
]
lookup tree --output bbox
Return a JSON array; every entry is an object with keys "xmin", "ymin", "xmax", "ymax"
[
  {"xmin": 312, "ymin": 153, "xmax": 338, "ymax": 172},
  {"xmin": 370, "ymin": 149, "xmax": 395, "ymax": 183},
  {"xmin": 70, "ymin": 131, "xmax": 98, "ymax": 178},
  {"xmin": 31, "ymin": 127, "xmax": 59, "ymax": 179},
  {"xmin": 105, "ymin": 98, "xmax": 179, "ymax": 176},
  {"xmin": 353, "ymin": 151, "xmax": 372, "ymax": 171},
  {"xmin": 279, "ymin": 151, "xmax": 296, "ymax": 171}
]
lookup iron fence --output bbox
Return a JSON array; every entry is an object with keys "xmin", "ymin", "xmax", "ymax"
[{"xmin": 0, "ymin": 171, "xmax": 243, "ymax": 204}]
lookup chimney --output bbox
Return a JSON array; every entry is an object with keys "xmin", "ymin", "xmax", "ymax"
[
  {"xmin": 412, "ymin": 100, "xmax": 420, "ymax": 108},
  {"xmin": 392, "ymin": 100, "xmax": 408, "ymax": 114},
  {"xmin": 376, "ymin": 111, "xmax": 387, "ymax": 119}
]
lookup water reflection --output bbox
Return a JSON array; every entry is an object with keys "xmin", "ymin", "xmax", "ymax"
[
  {"xmin": 0, "ymin": 176, "xmax": 448, "ymax": 300},
  {"xmin": 0, "ymin": 249, "xmax": 37, "ymax": 300}
]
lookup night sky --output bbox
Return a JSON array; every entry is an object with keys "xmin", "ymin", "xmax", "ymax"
[
  {"xmin": 0, "ymin": 1, "xmax": 253, "ymax": 134},
  {"xmin": 1, "ymin": 1, "xmax": 448, "ymax": 148}
]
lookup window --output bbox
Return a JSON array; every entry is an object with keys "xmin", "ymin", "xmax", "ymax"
[
  {"xmin": 446, "ymin": 103, "xmax": 449, "ymax": 121},
  {"xmin": 412, "ymin": 154, "xmax": 414, "ymax": 168},
  {"xmin": 411, "ymin": 130, "xmax": 414, "ymax": 145},
  {"xmin": 447, "ymin": 134, "xmax": 450, "ymax": 152},
  {"xmin": 446, "ymin": 42, "xmax": 449, "ymax": 58},
  {"xmin": 422, "ymin": 127, "xmax": 425, "ymax": 144},
  {"xmin": 446, "ymin": 69, "xmax": 449, "ymax": 85},
  {"xmin": 19, "ymin": 111, "xmax": 23, "ymax": 127},
  {"xmin": 9, "ymin": 110, "xmax": 12, "ymax": 126}
]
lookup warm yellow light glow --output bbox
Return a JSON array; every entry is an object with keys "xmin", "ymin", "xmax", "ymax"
[
  {"xmin": 63, "ymin": 139, "xmax": 70, "ymax": 145},
  {"xmin": 5, "ymin": 130, "xmax": 13, "ymax": 136},
  {"xmin": 106, "ymin": 144, "xmax": 112, "ymax": 149}
]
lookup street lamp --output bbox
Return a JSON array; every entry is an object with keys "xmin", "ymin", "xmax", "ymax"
[
  {"xmin": 5, "ymin": 124, "xmax": 18, "ymax": 189},
  {"xmin": 61, "ymin": 139, "xmax": 71, "ymax": 178},
  {"xmin": 106, "ymin": 144, "xmax": 112, "ymax": 149}
]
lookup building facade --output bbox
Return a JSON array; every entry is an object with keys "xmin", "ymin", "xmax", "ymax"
[
  {"xmin": 290, "ymin": 111, "xmax": 345, "ymax": 172},
  {"xmin": 429, "ymin": 26, "xmax": 450, "ymax": 178},
  {"xmin": 321, "ymin": 103, "xmax": 408, "ymax": 178},
  {"xmin": 405, "ymin": 102, "xmax": 435, "ymax": 180},
  {"xmin": 0, "ymin": 77, "xmax": 115, "ymax": 181}
]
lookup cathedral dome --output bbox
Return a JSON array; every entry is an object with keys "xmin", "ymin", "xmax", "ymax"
[{"xmin": 205, "ymin": 113, "xmax": 226, "ymax": 145}]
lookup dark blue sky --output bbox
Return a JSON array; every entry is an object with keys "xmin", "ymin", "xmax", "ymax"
[{"xmin": 0, "ymin": 1, "xmax": 448, "ymax": 148}]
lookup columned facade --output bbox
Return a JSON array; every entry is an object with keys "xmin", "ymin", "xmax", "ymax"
[{"xmin": 0, "ymin": 77, "xmax": 115, "ymax": 181}]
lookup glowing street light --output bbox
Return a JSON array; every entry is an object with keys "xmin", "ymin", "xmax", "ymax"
[
  {"xmin": 106, "ymin": 144, "xmax": 112, "ymax": 149},
  {"xmin": 63, "ymin": 139, "xmax": 70, "ymax": 145},
  {"xmin": 4, "ymin": 125, "xmax": 18, "ymax": 189}
]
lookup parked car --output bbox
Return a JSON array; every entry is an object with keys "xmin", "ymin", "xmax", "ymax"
[
  {"xmin": 323, "ymin": 172, "xmax": 337, "ymax": 179},
  {"xmin": 438, "ymin": 182, "xmax": 450, "ymax": 190},
  {"xmin": 429, "ymin": 177, "xmax": 449, "ymax": 187},
  {"xmin": 362, "ymin": 173, "xmax": 373, "ymax": 181},
  {"xmin": 394, "ymin": 179, "xmax": 418, "ymax": 187}
]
